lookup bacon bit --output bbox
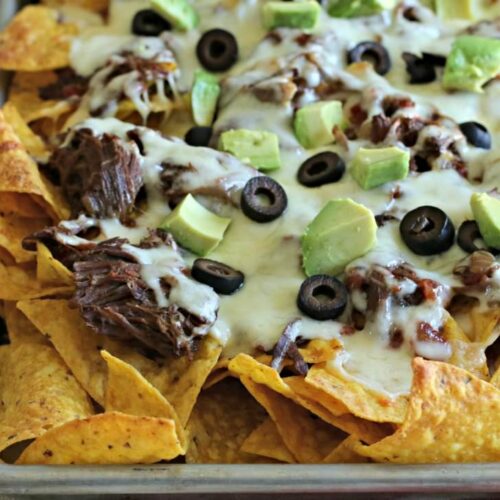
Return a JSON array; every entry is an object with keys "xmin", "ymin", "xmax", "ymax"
[
  {"xmin": 418, "ymin": 279, "xmax": 438, "ymax": 301},
  {"xmin": 344, "ymin": 269, "xmax": 365, "ymax": 290},
  {"xmin": 382, "ymin": 95, "xmax": 415, "ymax": 117},
  {"xmin": 349, "ymin": 104, "xmax": 368, "ymax": 126},
  {"xmin": 389, "ymin": 328, "xmax": 404, "ymax": 349},
  {"xmin": 341, "ymin": 325, "xmax": 356, "ymax": 336},
  {"xmin": 416, "ymin": 322, "xmax": 445, "ymax": 344},
  {"xmin": 370, "ymin": 114, "xmax": 392, "ymax": 143},
  {"xmin": 295, "ymin": 33, "xmax": 313, "ymax": 46},
  {"xmin": 390, "ymin": 185, "xmax": 403, "ymax": 200}
]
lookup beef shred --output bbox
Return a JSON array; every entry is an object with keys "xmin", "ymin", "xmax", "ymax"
[
  {"xmin": 271, "ymin": 320, "xmax": 308, "ymax": 375},
  {"xmin": 50, "ymin": 129, "xmax": 143, "ymax": 221}
]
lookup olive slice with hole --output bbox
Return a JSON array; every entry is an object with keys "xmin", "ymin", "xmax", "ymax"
[
  {"xmin": 297, "ymin": 275, "xmax": 348, "ymax": 321},
  {"xmin": 297, "ymin": 152, "xmax": 346, "ymax": 187},
  {"xmin": 241, "ymin": 176, "xmax": 288, "ymax": 223},
  {"xmin": 185, "ymin": 126, "xmax": 212, "ymax": 147},
  {"xmin": 457, "ymin": 220, "xmax": 498, "ymax": 254},
  {"xmin": 196, "ymin": 29, "xmax": 239, "ymax": 72},
  {"xmin": 400, "ymin": 206, "xmax": 455, "ymax": 255},
  {"xmin": 192, "ymin": 258, "xmax": 244, "ymax": 295},
  {"xmin": 132, "ymin": 9, "xmax": 172, "ymax": 36},
  {"xmin": 459, "ymin": 122, "xmax": 491, "ymax": 150},
  {"xmin": 347, "ymin": 41, "xmax": 391, "ymax": 76},
  {"xmin": 402, "ymin": 52, "xmax": 436, "ymax": 84}
]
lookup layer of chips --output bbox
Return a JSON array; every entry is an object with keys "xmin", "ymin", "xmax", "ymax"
[
  {"xmin": 36, "ymin": 242, "xmax": 74, "ymax": 287},
  {"xmin": 3, "ymin": 302, "xmax": 49, "ymax": 346}
]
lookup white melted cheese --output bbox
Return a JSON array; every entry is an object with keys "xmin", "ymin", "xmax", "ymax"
[{"xmin": 68, "ymin": 0, "xmax": 500, "ymax": 397}]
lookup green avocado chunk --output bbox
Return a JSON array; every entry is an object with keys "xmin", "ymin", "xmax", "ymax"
[
  {"xmin": 294, "ymin": 101, "xmax": 344, "ymax": 149},
  {"xmin": 434, "ymin": 0, "xmax": 475, "ymax": 19},
  {"xmin": 191, "ymin": 70, "xmax": 220, "ymax": 127},
  {"xmin": 218, "ymin": 129, "xmax": 281, "ymax": 171},
  {"xmin": 351, "ymin": 146, "xmax": 410, "ymax": 190},
  {"xmin": 160, "ymin": 194, "xmax": 231, "ymax": 256},
  {"xmin": 302, "ymin": 198, "xmax": 378, "ymax": 276},
  {"xmin": 443, "ymin": 36, "xmax": 500, "ymax": 93},
  {"xmin": 328, "ymin": 0, "xmax": 396, "ymax": 18},
  {"xmin": 470, "ymin": 192, "xmax": 500, "ymax": 249},
  {"xmin": 150, "ymin": 0, "xmax": 199, "ymax": 31},
  {"xmin": 262, "ymin": 1, "xmax": 321, "ymax": 30}
]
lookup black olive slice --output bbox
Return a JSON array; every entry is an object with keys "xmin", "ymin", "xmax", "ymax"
[
  {"xmin": 421, "ymin": 52, "xmax": 447, "ymax": 67},
  {"xmin": 196, "ymin": 29, "xmax": 239, "ymax": 72},
  {"xmin": 192, "ymin": 258, "xmax": 244, "ymax": 295},
  {"xmin": 347, "ymin": 41, "xmax": 391, "ymax": 76},
  {"xmin": 402, "ymin": 52, "xmax": 436, "ymax": 84},
  {"xmin": 241, "ymin": 177, "xmax": 288, "ymax": 223},
  {"xmin": 459, "ymin": 122, "xmax": 491, "ymax": 150},
  {"xmin": 457, "ymin": 220, "xmax": 498, "ymax": 254},
  {"xmin": 400, "ymin": 206, "xmax": 455, "ymax": 255},
  {"xmin": 132, "ymin": 10, "xmax": 172, "ymax": 36},
  {"xmin": 297, "ymin": 275, "xmax": 348, "ymax": 321},
  {"xmin": 297, "ymin": 152, "xmax": 346, "ymax": 187},
  {"xmin": 185, "ymin": 126, "xmax": 213, "ymax": 147}
]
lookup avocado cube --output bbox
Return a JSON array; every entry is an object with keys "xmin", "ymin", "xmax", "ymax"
[
  {"xmin": 191, "ymin": 70, "xmax": 220, "ymax": 127},
  {"xmin": 294, "ymin": 100, "xmax": 344, "ymax": 149},
  {"xmin": 328, "ymin": 0, "xmax": 396, "ymax": 18},
  {"xmin": 302, "ymin": 198, "xmax": 378, "ymax": 276},
  {"xmin": 262, "ymin": 1, "xmax": 321, "ymax": 30},
  {"xmin": 160, "ymin": 194, "xmax": 231, "ymax": 256},
  {"xmin": 351, "ymin": 146, "xmax": 410, "ymax": 190},
  {"xmin": 470, "ymin": 192, "xmax": 500, "ymax": 249},
  {"xmin": 219, "ymin": 129, "xmax": 281, "ymax": 171},
  {"xmin": 434, "ymin": 0, "xmax": 475, "ymax": 20},
  {"xmin": 150, "ymin": 0, "xmax": 199, "ymax": 31},
  {"xmin": 443, "ymin": 36, "xmax": 500, "ymax": 93}
]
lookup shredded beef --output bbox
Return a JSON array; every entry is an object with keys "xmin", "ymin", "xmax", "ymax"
[
  {"xmin": 370, "ymin": 114, "xmax": 392, "ymax": 143},
  {"xmin": 39, "ymin": 68, "xmax": 88, "ymax": 101},
  {"xmin": 271, "ymin": 320, "xmax": 308, "ymax": 376},
  {"xmin": 453, "ymin": 251, "xmax": 498, "ymax": 288},
  {"xmin": 50, "ymin": 129, "xmax": 143, "ymax": 221}
]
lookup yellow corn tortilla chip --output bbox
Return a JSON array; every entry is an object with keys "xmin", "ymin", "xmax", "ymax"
[
  {"xmin": 240, "ymin": 417, "xmax": 295, "ymax": 463},
  {"xmin": 0, "ymin": 263, "xmax": 72, "ymax": 301},
  {"xmin": 186, "ymin": 378, "xmax": 268, "ymax": 464},
  {"xmin": 0, "ymin": 343, "xmax": 93, "ymax": 455},
  {"xmin": 322, "ymin": 435, "xmax": 369, "ymax": 464},
  {"xmin": 203, "ymin": 357, "xmax": 231, "ymax": 389},
  {"xmin": 17, "ymin": 411, "xmax": 182, "ymax": 465},
  {"xmin": 0, "ymin": 193, "xmax": 44, "ymax": 219},
  {"xmin": 241, "ymin": 376, "xmax": 347, "ymax": 463},
  {"xmin": 42, "ymin": 0, "xmax": 109, "ymax": 12},
  {"xmin": 305, "ymin": 364, "xmax": 407, "ymax": 424},
  {"xmin": 0, "ymin": 215, "xmax": 49, "ymax": 264},
  {"xmin": 354, "ymin": 358, "xmax": 500, "ymax": 463},
  {"xmin": 300, "ymin": 339, "xmax": 342, "ymax": 364},
  {"xmin": 3, "ymin": 301, "xmax": 49, "ymax": 346},
  {"xmin": 36, "ymin": 242, "xmax": 74, "ymax": 286},
  {"xmin": 102, "ymin": 350, "xmax": 187, "ymax": 451},
  {"xmin": 8, "ymin": 71, "xmax": 75, "ymax": 125},
  {"xmin": 2, "ymin": 103, "xmax": 49, "ymax": 163},
  {"xmin": 0, "ymin": 6, "xmax": 78, "ymax": 71},
  {"xmin": 491, "ymin": 366, "xmax": 500, "ymax": 389},
  {"xmin": 0, "ymin": 110, "xmax": 69, "ymax": 220},
  {"xmin": 471, "ymin": 308, "xmax": 500, "ymax": 345}
]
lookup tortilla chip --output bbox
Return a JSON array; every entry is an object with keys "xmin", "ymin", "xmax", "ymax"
[
  {"xmin": 0, "ymin": 343, "xmax": 93, "ymax": 455},
  {"xmin": 3, "ymin": 301, "xmax": 49, "ymax": 346},
  {"xmin": 305, "ymin": 364, "xmax": 407, "ymax": 424},
  {"xmin": 0, "ymin": 193, "xmax": 44, "ymax": 219},
  {"xmin": 471, "ymin": 308, "xmax": 500, "ymax": 345},
  {"xmin": 0, "ymin": 109, "xmax": 69, "ymax": 220},
  {"xmin": 322, "ymin": 435, "xmax": 369, "ymax": 464},
  {"xmin": 0, "ymin": 263, "xmax": 71, "ymax": 301},
  {"xmin": 491, "ymin": 366, "xmax": 500, "ymax": 389},
  {"xmin": 240, "ymin": 417, "xmax": 295, "ymax": 463},
  {"xmin": 0, "ymin": 215, "xmax": 49, "ymax": 264},
  {"xmin": 42, "ymin": 0, "xmax": 109, "ymax": 12},
  {"xmin": 17, "ymin": 411, "xmax": 182, "ymax": 465},
  {"xmin": 354, "ymin": 358, "xmax": 500, "ymax": 463},
  {"xmin": 203, "ymin": 358, "xmax": 231, "ymax": 389},
  {"xmin": 0, "ymin": 6, "xmax": 77, "ymax": 71},
  {"xmin": 241, "ymin": 376, "xmax": 347, "ymax": 463},
  {"xmin": 300, "ymin": 339, "xmax": 342, "ymax": 364},
  {"xmin": 186, "ymin": 378, "xmax": 268, "ymax": 464},
  {"xmin": 102, "ymin": 350, "xmax": 186, "ymax": 451},
  {"xmin": 2, "ymin": 103, "xmax": 49, "ymax": 162},
  {"xmin": 36, "ymin": 242, "xmax": 74, "ymax": 287}
]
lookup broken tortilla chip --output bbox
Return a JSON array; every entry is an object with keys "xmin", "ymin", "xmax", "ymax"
[
  {"xmin": 0, "ymin": 343, "xmax": 93, "ymax": 455},
  {"xmin": 36, "ymin": 242, "xmax": 74, "ymax": 287},
  {"xmin": 322, "ymin": 436, "xmax": 369, "ymax": 464},
  {"xmin": 240, "ymin": 417, "xmax": 295, "ymax": 463},
  {"xmin": 3, "ymin": 301, "xmax": 49, "ymax": 346},
  {"xmin": 186, "ymin": 378, "xmax": 268, "ymax": 464},
  {"xmin": 17, "ymin": 412, "xmax": 182, "ymax": 465},
  {"xmin": 102, "ymin": 350, "xmax": 186, "ymax": 451},
  {"xmin": 354, "ymin": 358, "xmax": 500, "ymax": 463},
  {"xmin": 0, "ymin": 6, "xmax": 78, "ymax": 71},
  {"xmin": 203, "ymin": 358, "xmax": 231, "ymax": 389}
]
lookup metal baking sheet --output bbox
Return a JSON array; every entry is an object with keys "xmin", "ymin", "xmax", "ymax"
[{"xmin": 0, "ymin": 1, "xmax": 499, "ymax": 496}]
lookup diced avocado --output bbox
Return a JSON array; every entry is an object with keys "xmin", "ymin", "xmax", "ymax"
[
  {"xmin": 150, "ymin": 0, "xmax": 199, "ymax": 31},
  {"xmin": 294, "ymin": 101, "xmax": 344, "ymax": 149},
  {"xmin": 191, "ymin": 70, "xmax": 220, "ymax": 126},
  {"xmin": 262, "ymin": 1, "xmax": 321, "ymax": 30},
  {"xmin": 443, "ymin": 36, "xmax": 500, "ymax": 93},
  {"xmin": 302, "ymin": 198, "xmax": 377, "ymax": 276},
  {"xmin": 470, "ymin": 192, "xmax": 500, "ymax": 249},
  {"xmin": 351, "ymin": 146, "xmax": 409, "ymax": 190},
  {"xmin": 218, "ymin": 129, "xmax": 281, "ymax": 171},
  {"xmin": 328, "ymin": 0, "xmax": 396, "ymax": 18},
  {"xmin": 160, "ymin": 194, "xmax": 231, "ymax": 256},
  {"xmin": 434, "ymin": 0, "xmax": 475, "ymax": 20}
]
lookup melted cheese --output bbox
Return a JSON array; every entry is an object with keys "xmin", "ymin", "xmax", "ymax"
[{"xmin": 69, "ymin": 0, "xmax": 500, "ymax": 397}]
